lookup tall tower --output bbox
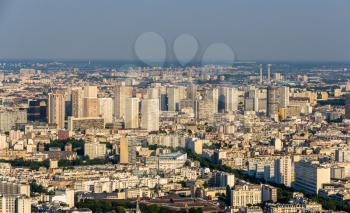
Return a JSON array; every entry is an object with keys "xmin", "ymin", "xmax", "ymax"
[
  {"xmin": 125, "ymin": 97, "xmax": 139, "ymax": 129},
  {"xmin": 114, "ymin": 85, "xmax": 133, "ymax": 119},
  {"xmin": 48, "ymin": 93, "xmax": 65, "ymax": 129},
  {"xmin": 141, "ymin": 98, "xmax": 159, "ymax": 131},
  {"xmin": 71, "ymin": 87, "xmax": 84, "ymax": 118},
  {"xmin": 267, "ymin": 64, "xmax": 271, "ymax": 82},
  {"xmin": 99, "ymin": 98, "xmax": 113, "ymax": 123},
  {"xmin": 259, "ymin": 64, "xmax": 263, "ymax": 83},
  {"xmin": 274, "ymin": 156, "xmax": 292, "ymax": 187},
  {"xmin": 120, "ymin": 136, "xmax": 128, "ymax": 164},
  {"xmin": 267, "ymin": 86, "xmax": 279, "ymax": 120}
]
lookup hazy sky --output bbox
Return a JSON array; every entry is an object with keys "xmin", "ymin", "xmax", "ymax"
[{"xmin": 0, "ymin": 0, "xmax": 349, "ymax": 62}]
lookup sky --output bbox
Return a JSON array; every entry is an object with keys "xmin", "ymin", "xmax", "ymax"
[{"xmin": 0, "ymin": 0, "xmax": 349, "ymax": 62}]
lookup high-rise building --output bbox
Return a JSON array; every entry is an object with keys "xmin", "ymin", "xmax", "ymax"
[
  {"xmin": 335, "ymin": 149, "xmax": 350, "ymax": 162},
  {"xmin": 83, "ymin": 86, "xmax": 98, "ymax": 98},
  {"xmin": 140, "ymin": 98, "xmax": 159, "ymax": 131},
  {"xmin": 167, "ymin": 87, "xmax": 186, "ymax": 112},
  {"xmin": 84, "ymin": 142, "xmax": 106, "ymax": 159},
  {"xmin": 119, "ymin": 136, "xmax": 128, "ymax": 164},
  {"xmin": 219, "ymin": 87, "xmax": 238, "ymax": 113},
  {"xmin": 114, "ymin": 85, "xmax": 133, "ymax": 119},
  {"xmin": 214, "ymin": 171, "xmax": 235, "ymax": 188},
  {"xmin": 99, "ymin": 98, "xmax": 113, "ymax": 124},
  {"xmin": 186, "ymin": 138, "xmax": 203, "ymax": 155},
  {"xmin": 293, "ymin": 161, "xmax": 330, "ymax": 195},
  {"xmin": 27, "ymin": 99, "xmax": 48, "ymax": 123},
  {"xmin": 48, "ymin": 93, "xmax": 65, "ymax": 129},
  {"xmin": 0, "ymin": 195, "xmax": 31, "ymax": 213},
  {"xmin": 267, "ymin": 64, "xmax": 271, "ymax": 82},
  {"xmin": 207, "ymin": 88, "xmax": 219, "ymax": 113},
  {"xmin": 244, "ymin": 87, "xmax": 259, "ymax": 112},
  {"xmin": 15, "ymin": 196, "xmax": 31, "ymax": 213},
  {"xmin": 125, "ymin": 97, "xmax": 139, "ymax": 129},
  {"xmin": 195, "ymin": 97, "xmax": 214, "ymax": 122},
  {"xmin": 71, "ymin": 87, "xmax": 84, "ymax": 118},
  {"xmin": 261, "ymin": 184, "xmax": 277, "ymax": 203},
  {"xmin": 274, "ymin": 156, "xmax": 292, "ymax": 187},
  {"xmin": 0, "ymin": 108, "xmax": 27, "ymax": 132},
  {"xmin": 83, "ymin": 97, "xmax": 100, "ymax": 117},
  {"xmin": 267, "ymin": 86, "xmax": 279, "ymax": 120},
  {"xmin": 278, "ymin": 86, "xmax": 289, "ymax": 108}
]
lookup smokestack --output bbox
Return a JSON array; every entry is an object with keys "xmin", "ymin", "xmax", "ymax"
[
  {"xmin": 268, "ymin": 64, "xmax": 271, "ymax": 82},
  {"xmin": 259, "ymin": 64, "xmax": 263, "ymax": 83}
]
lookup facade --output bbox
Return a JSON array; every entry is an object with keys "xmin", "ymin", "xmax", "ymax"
[
  {"xmin": 27, "ymin": 99, "xmax": 48, "ymax": 123},
  {"xmin": 274, "ymin": 157, "xmax": 292, "ymax": 187},
  {"xmin": 119, "ymin": 137, "xmax": 129, "ymax": 164},
  {"xmin": 83, "ymin": 97, "xmax": 99, "ymax": 118},
  {"xmin": 140, "ymin": 98, "xmax": 159, "ymax": 131},
  {"xmin": 71, "ymin": 87, "xmax": 84, "ymax": 118},
  {"xmin": 214, "ymin": 171, "xmax": 235, "ymax": 188},
  {"xmin": 125, "ymin": 97, "xmax": 139, "ymax": 129},
  {"xmin": 114, "ymin": 85, "xmax": 133, "ymax": 119},
  {"xmin": 293, "ymin": 161, "xmax": 330, "ymax": 195},
  {"xmin": 48, "ymin": 93, "xmax": 65, "ymax": 129},
  {"xmin": 230, "ymin": 184, "xmax": 261, "ymax": 207},
  {"xmin": 99, "ymin": 98, "xmax": 113, "ymax": 124},
  {"xmin": 84, "ymin": 142, "xmax": 106, "ymax": 159},
  {"xmin": 267, "ymin": 86, "xmax": 279, "ymax": 120},
  {"xmin": 0, "ymin": 108, "xmax": 27, "ymax": 132},
  {"xmin": 68, "ymin": 117, "xmax": 104, "ymax": 131}
]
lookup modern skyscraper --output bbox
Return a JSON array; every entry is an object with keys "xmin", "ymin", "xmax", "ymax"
[
  {"xmin": 167, "ymin": 87, "xmax": 185, "ymax": 112},
  {"xmin": 119, "ymin": 136, "xmax": 128, "ymax": 164},
  {"xmin": 98, "ymin": 98, "xmax": 113, "ymax": 124},
  {"xmin": 278, "ymin": 86, "xmax": 289, "ymax": 108},
  {"xmin": 195, "ymin": 96, "xmax": 214, "ymax": 122},
  {"xmin": 114, "ymin": 85, "xmax": 133, "ymax": 119},
  {"xmin": 84, "ymin": 142, "xmax": 106, "ymax": 159},
  {"xmin": 274, "ymin": 156, "xmax": 292, "ymax": 187},
  {"xmin": 219, "ymin": 87, "xmax": 238, "ymax": 113},
  {"xmin": 83, "ymin": 97, "xmax": 99, "ymax": 117},
  {"xmin": 267, "ymin": 64, "xmax": 271, "ymax": 82},
  {"xmin": 125, "ymin": 97, "xmax": 139, "ymax": 129},
  {"xmin": 48, "ymin": 93, "xmax": 65, "ymax": 129},
  {"xmin": 71, "ymin": 87, "xmax": 84, "ymax": 118},
  {"xmin": 267, "ymin": 86, "xmax": 279, "ymax": 120},
  {"xmin": 141, "ymin": 98, "xmax": 159, "ymax": 131},
  {"xmin": 83, "ymin": 85, "xmax": 98, "ymax": 98},
  {"xmin": 27, "ymin": 99, "xmax": 48, "ymax": 123}
]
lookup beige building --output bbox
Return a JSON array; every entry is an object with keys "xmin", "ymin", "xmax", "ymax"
[
  {"xmin": 293, "ymin": 161, "xmax": 330, "ymax": 195},
  {"xmin": 99, "ymin": 98, "xmax": 113, "ymax": 124},
  {"xmin": 84, "ymin": 142, "xmax": 106, "ymax": 159},
  {"xmin": 83, "ymin": 97, "xmax": 99, "ymax": 117},
  {"xmin": 140, "ymin": 98, "xmax": 159, "ymax": 131},
  {"xmin": 125, "ymin": 97, "xmax": 139, "ymax": 129},
  {"xmin": 230, "ymin": 184, "xmax": 261, "ymax": 207},
  {"xmin": 71, "ymin": 87, "xmax": 84, "ymax": 118},
  {"xmin": 274, "ymin": 156, "xmax": 293, "ymax": 187},
  {"xmin": 119, "ymin": 137, "xmax": 128, "ymax": 164},
  {"xmin": 114, "ymin": 85, "xmax": 133, "ymax": 119},
  {"xmin": 68, "ymin": 117, "xmax": 104, "ymax": 131},
  {"xmin": 48, "ymin": 93, "xmax": 65, "ymax": 129}
]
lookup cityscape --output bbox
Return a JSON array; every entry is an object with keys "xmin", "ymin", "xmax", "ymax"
[{"xmin": 1, "ymin": 1, "xmax": 350, "ymax": 213}]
